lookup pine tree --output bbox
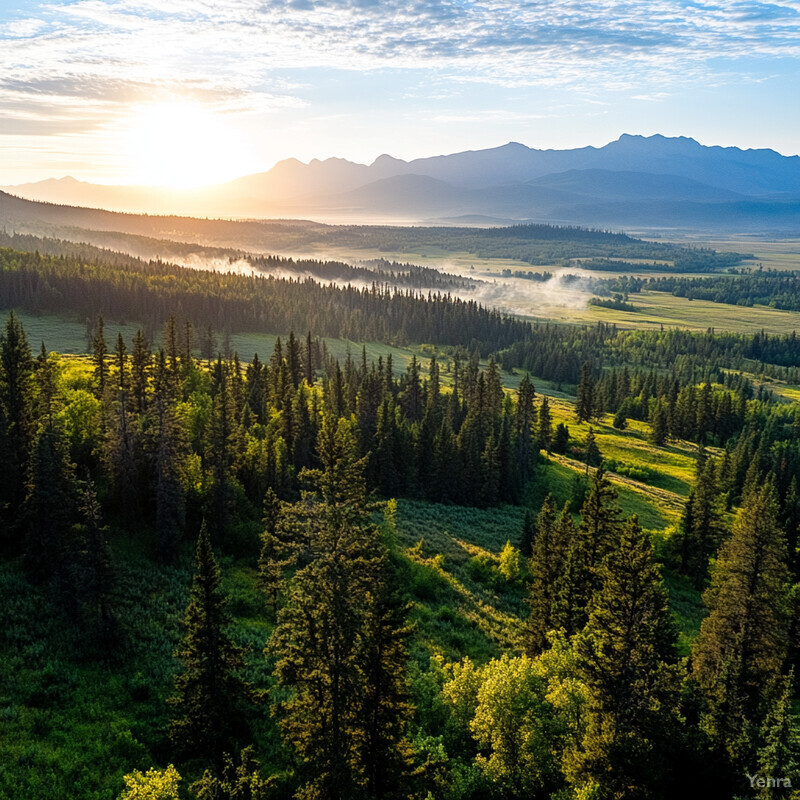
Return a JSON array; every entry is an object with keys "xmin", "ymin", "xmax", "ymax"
[
  {"xmin": 170, "ymin": 523, "xmax": 252, "ymax": 767},
  {"xmin": 552, "ymin": 422, "xmax": 570, "ymax": 454},
  {"xmin": 257, "ymin": 487, "xmax": 286, "ymax": 614},
  {"xmin": 515, "ymin": 375, "xmax": 536, "ymax": 489},
  {"xmin": 207, "ymin": 358, "xmax": 239, "ymax": 541},
  {"xmin": 401, "ymin": 355, "xmax": 423, "ymax": 423},
  {"xmin": 359, "ymin": 561, "xmax": 414, "ymax": 800},
  {"xmin": 537, "ymin": 396, "xmax": 552, "ymax": 453},
  {"xmin": 560, "ymin": 465, "xmax": 622, "ymax": 634},
  {"xmin": 34, "ymin": 342, "xmax": 58, "ymax": 427},
  {"xmin": 150, "ymin": 351, "xmax": 186, "ymax": 562},
  {"xmin": 305, "ymin": 330, "xmax": 315, "ymax": 384},
  {"xmin": 754, "ymin": 673, "xmax": 798, "ymax": 800},
  {"xmin": 91, "ymin": 315, "xmax": 108, "ymax": 399},
  {"xmin": 181, "ymin": 320, "xmax": 194, "ymax": 375},
  {"xmin": 268, "ymin": 415, "xmax": 404, "ymax": 800},
  {"xmin": 0, "ymin": 312, "xmax": 34, "ymax": 530},
  {"xmin": 679, "ymin": 458, "xmax": 723, "ymax": 587},
  {"xmin": 691, "ymin": 485, "xmax": 792, "ymax": 774},
  {"xmin": 584, "ymin": 427, "xmax": 602, "ymax": 472},
  {"xmin": 163, "ymin": 314, "xmax": 180, "ymax": 379},
  {"xmin": 576, "ymin": 361, "xmax": 595, "ymax": 423},
  {"xmin": 651, "ymin": 399, "xmax": 669, "ymax": 446},
  {"xmin": 24, "ymin": 423, "xmax": 78, "ymax": 583},
  {"xmin": 286, "ymin": 331, "xmax": 302, "ymax": 389},
  {"xmin": 524, "ymin": 495, "xmax": 565, "ymax": 655},
  {"xmin": 106, "ymin": 332, "xmax": 139, "ymax": 518},
  {"xmin": 568, "ymin": 516, "xmax": 681, "ymax": 800},
  {"xmin": 71, "ymin": 480, "xmax": 116, "ymax": 650},
  {"xmin": 201, "ymin": 324, "xmax": 217, "ymax": 363},
  {"xmin": 130, "ymin": 329, "xmax": 151, "ymax": 415}
]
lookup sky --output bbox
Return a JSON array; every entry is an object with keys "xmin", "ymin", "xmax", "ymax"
[{"xmin": 1, "ymin": 0, "xmax": 799, "ymax": 187}]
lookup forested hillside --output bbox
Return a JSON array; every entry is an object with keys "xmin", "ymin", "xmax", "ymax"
[{"xmin": 2, "ymin": 235, "xmax": 800, "ymax": 799}]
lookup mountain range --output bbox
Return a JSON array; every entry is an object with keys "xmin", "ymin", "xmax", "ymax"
[{"xmin": 4, "ymin": 134, "xmax": 800, "ymax": 232}]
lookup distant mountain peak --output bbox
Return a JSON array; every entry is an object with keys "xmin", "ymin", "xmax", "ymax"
[
  {"xmin": 372, "ymin": 154, "xmax": 406, "ymax": 166},
  {"xmin": 4, "ymin": 134, "xmax": 798, "ymax": 230}
]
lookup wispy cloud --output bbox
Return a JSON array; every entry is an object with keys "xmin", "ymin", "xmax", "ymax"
[{"xmin": 1, "ymin": 0, "xmax": 798, "ymax": 179}]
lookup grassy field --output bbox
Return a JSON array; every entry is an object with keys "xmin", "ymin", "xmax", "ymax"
[
  {"xmin": 516, "ymin": 288, "xmax": 800, "ymax": 335},
  {"xmin": 673, "ymin": 237, "xmax": 800, "ymax": 273}
]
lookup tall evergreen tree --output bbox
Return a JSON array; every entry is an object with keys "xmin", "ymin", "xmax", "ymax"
[
  {"xmin": 560, "ymin": 465, "xmax": 622, "ymax": 634},
  {"xmin": 679, "ymin": 458, "xmax": 724, "ymax": 587},
  {"xmin": 257, "ymin": 487, "xmax": 286, "ymax": 614},
  {"xmin": 0, "ymin": 311, "xmax": 34, "ymax": 530},
  {"xmin": 170, "ymin": 523, "xmax": 252, "ymax": 767},
  {"xmin": 691, "ymin": 485, "xmax": 792, "ymax": 775},
  {"xmin": 576, "ymin": 362, "xmax": 595, "ymax": 423},
  {"xmin": 359, "ymin": 560, "xmax": 414, "ymax": 800},
  {"xmin": 568, "ymin": 516, "xmax": 681, "ymax": 800},
  {"xmin": 130, "ymin": 329, "xmax": 151, "ymax": 415},
  {"xmin": 91, "ymin": 315, "xmax": 108, "ymax": 399},
  {"xmin": 207, "ymin": 358, "xmax": 239, "ymax": 541},
  {"xmin": 651, "ymin": 399, "xmax": 669, "ymax": 446},
  {"xmin": 149, "ymin": 351, "xmax": 187, "ymax": 562},
  {"xmin": 515, "ymin": 375, "xmax": 537, "ymax": 490},
  {"xmin": 268, "ymin": 416, "xmax": 406, "ymax": 800},
  {"xmin": 537, "ymin": 397, "xmax": 552, "ymax": 454},
  {"xmin": 584, "ymin": 427, "xmax": 602, "ymax": 472},
  {"xmin": 524, "ymin": 495, "xmax": 566, "ymax": 655},
  {"xmin": 24, "ymin": 423, "xmax": 78, "ymax": 583}
]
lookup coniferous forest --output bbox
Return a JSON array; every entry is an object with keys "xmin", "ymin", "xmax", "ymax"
[{"xmin": 3, "ymin": 238, "xmax": 800, "ymax": 800}]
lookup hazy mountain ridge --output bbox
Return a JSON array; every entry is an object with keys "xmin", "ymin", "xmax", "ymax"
[{"xmin": 4, "ymin": 134, "xmax": 800, "ymax": 231}]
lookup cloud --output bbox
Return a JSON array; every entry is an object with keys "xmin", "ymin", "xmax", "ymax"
[
  {"xmin": 3, "ymin": 0, "xmax": 799, "ymax": 100},
  {"xmin": 1, "ymin": 0, "xmax": 798, "ymax": 178}
]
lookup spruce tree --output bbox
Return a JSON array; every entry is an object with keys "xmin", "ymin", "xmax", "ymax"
[
  {"xmin": 286, "ymin": 331, "xmax": 302, "ymax": 389},
  {"xmin": 515, "ymin": 375, "xmax": 536, "ymax": 489},
  {"xmin": 24, "ymin": 423, "xmax": 79, "ymax": 583},
  {"xmin": 651, "ymin": 399, "xmax": 669, "ymax": 446},
  {"xmin": 106, "ymin": 332, "xmax": 139, "ymax": 518},
  {"xmin": 0, "ymin": 311, "xmax": 34, "ymax": 530},
  {"xmin": 524, "ymin": 495, "xmax": 565, "ymax": 655},
  {"xmin": 34, "ymin": 342, "xmax": 59, "ymax": 427},
  {"xmin": 552, "ymin": 422, "xmax": 570, "ymax": 454},
  {"xmin": 268, "ymin": 415, "xmax": 409, "ymax": 800},
  {"xmin": 679, "ymin": 458, "xmax": 723, "ymax": 587},
  {"xmin": 537, "ymin": 396, "xmax": 552, "ymax": 453},
  {"xmin": 257, "ymin": 487, "xmax": 286, "ymax": 614},
  {"xmin": 569, "ymin": 516, "xmax": 681, "ymax": 800},
  {"xmin": 576, "ymin": 361, "xmax": 595, "ymax": 423},
  {"xmin": 170, "ymin": 523, "xmax": 251, "ymax": 767},
  {"xmin": 359, "ymin": 561, "xmax": 414, "ymax": 800},
  {"xmin": 560, "ymin": 465, "xmax": 622, "ymax": 634},
  {"xmin": 91, "ymin": 315, "xmax": 108, "ymax": 399},
  {"xmin": 584, "ymin": 427, "xmax": 602, "ymax": 472},
  {"xmin": 691, "ymin": 485, "xmax": 792, "ymax": 774},
  {"xmin": 207, "ymin": 357, "xmax": 239, "ymax": 541},
  {"xmin": 130, "ymin": 329, "xmax": 151, "ymax": 415}
]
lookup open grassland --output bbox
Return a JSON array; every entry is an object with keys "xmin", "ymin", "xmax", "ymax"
[
  {"xmin": 672, "ymin": 237, "xmax": 800, "ymax": 273},
  {"xmin": 520, "ymin": 288, "xmax": 800, "ymax": 335}
]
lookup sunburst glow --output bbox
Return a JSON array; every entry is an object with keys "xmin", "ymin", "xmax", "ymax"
[{"xmin": 122, "ymin": 102, "xmax": 253, "ymax": 189}]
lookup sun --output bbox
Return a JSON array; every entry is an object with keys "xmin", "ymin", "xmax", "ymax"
[{"xmin": 122, "ymin": 102, "xmax": 253, "ymax": 189}]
